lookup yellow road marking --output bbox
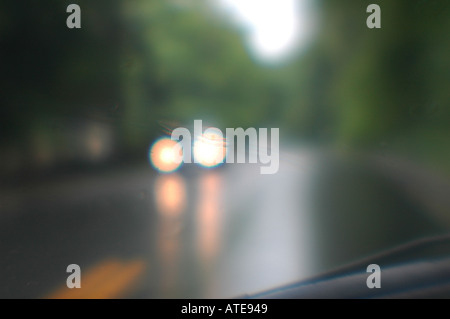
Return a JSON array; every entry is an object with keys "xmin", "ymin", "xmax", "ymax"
[{"xmin": 46, "ymin": 259, "xmax": 146, "ymax": 299}]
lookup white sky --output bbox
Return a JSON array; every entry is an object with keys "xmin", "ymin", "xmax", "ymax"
[{"xmin": 217, "ymin": 0, "xmax": 315, "ymax": 61}]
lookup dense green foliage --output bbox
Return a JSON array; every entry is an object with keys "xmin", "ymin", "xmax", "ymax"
[{"xmin": 1, "ymin": 0, "xmax": 448, "ymax": 170}]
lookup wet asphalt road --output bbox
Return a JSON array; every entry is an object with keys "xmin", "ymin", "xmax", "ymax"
[{"xmin": 0, "ymin": 149, "xmax": 447, "ymax": 298}]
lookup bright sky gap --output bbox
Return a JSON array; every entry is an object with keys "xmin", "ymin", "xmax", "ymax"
[{"xmin": 217, "ymin": 0, "xmax": 316, "ymax": 61}]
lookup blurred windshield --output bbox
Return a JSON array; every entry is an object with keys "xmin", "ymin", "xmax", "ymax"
[{"xmin": 0, "ymin": 0, "xmax": 449, "ymax": 298}]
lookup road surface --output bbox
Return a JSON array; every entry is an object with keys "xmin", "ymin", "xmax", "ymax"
[{"xmin": 0, "ymin": 148, "xmax": 448, "ymax": 298}]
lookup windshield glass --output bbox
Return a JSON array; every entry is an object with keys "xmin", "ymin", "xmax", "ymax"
[{"xmin": 1, "ymin": 0, "xmax": 449, "ymax": 299}]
